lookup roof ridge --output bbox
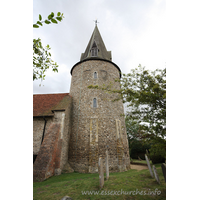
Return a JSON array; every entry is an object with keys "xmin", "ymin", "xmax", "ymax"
[{"xmin": 33, "ymin": 93, "xmax": 69, "ymax": 96}]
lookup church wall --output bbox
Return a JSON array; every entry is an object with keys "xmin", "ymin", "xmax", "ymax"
[
  {"xmin": 33, "ymin": 121, "xmax": 62, "ymax": 181},
  {"xmin": 33, "ymin": 117, "xmax": 53, "ymax": 155},
  {"xmin": 59, "ymin": 98, "xmax": 74, "ymax": 173},
  {"xmin": 69, "ymin": 60, "xmax": 130, "ymax": 173},
  {"xmin": 33, "ymin": 97, "xmax": 73, "ymax": 181}
]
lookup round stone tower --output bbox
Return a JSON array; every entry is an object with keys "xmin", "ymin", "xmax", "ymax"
[{"xmin": 68, "ymin": 25, "xmax": 130, "ymax": 173}]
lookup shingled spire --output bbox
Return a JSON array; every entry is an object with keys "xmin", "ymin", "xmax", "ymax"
[
  {"xmin": 71, "ymin": 24, "xmax": 121, "ymax": 77},
  {"xmin": 80, "ymin": 25, "xmax": 112, "ymax": 61}
]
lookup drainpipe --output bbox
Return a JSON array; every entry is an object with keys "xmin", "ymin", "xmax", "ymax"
[{"xmin": 41, "ymin": 116, "xmax": 47, "ymax": 144}]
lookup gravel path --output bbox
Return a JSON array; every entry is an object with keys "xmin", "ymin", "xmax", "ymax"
[{"xmin": 130, "ymin": 164, "xmax": 148, "ymax": 170}]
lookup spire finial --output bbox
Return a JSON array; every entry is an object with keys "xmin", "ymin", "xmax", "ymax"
[{"xmin": 94, "ymin": 19, "xmax": 99, "ymax": 26}]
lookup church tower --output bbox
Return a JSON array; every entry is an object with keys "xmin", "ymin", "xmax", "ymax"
[{"xmin": 68, "ymin": 24, "xmax": 130, "ymax": 173}]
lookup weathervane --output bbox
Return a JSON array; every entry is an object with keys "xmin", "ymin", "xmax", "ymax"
[{"xmin": 94, "ymin": 19, "xmax": 99, "ymax": 26}]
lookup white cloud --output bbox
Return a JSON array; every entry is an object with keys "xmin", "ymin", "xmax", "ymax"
[{"xmin": 33, "ymin": 0, "xmax": 166, "ymax": 94}]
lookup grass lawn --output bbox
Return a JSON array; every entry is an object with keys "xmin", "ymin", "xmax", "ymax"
[{"xmin": 33, "ymin": 163, "xmax": 166, "ymax": 200}]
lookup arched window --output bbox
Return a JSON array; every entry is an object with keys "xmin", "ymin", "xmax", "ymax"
[
  {"xmin": 93, "ymin": 98, "xmax": 97, "ymax": 108},
  {"xmin": 94, "ymin": 72, "xmax": 97, "ymax": 79}
]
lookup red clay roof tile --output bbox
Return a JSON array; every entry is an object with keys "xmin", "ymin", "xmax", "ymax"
[{"xmin": 33, "ymin": 93, "xmax": 71, "ymax": 117}]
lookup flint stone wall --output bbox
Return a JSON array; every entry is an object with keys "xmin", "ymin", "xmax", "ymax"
[{"xmin": 69, "ymin": 60, "xmax": 130, "ymax": 173}]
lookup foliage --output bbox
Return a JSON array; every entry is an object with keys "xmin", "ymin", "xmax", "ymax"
[
  {"xmin": 125, "ymin": 117, "xmax": 151, "ymax": 159},
  {"xmin": 88, "ymin": 65, "xmax": 166, "ymax": 159},
  {"xmin": 149, "ymin": 137, "xmax": 166, "ymax": 164},
  {"xmin": 33, "ymin": 12, "xmax": 64, "ymax": 28},
  {"xmin": 33, "ymin": 12, "xmax": 64, "ymax": 81},
  {"xmin": 123, "ymin": 65, "xmax": 166, "ymax": 159},
  {"xmin": 130, "ymin": 140, "xmax": 151, "ymax": 160},
  {"xmin": 121, "ymin": 65, "xmax": 166, "ymax": 137},
  {"xmin": 33, "ymin": 39, "xmax": 58, "ymax": 81},
  {"xmin": 151, "ymin": 154, "xmax": 165, "ymax": 164}
]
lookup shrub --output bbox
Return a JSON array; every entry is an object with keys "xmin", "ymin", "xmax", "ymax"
[
  {"xmin": 149, "ymin": 140, "xmax": 166, "ymax": 164},
  {"xmin": 129, "ymin": 139, "xmax": 151, "ymax": 160},
  {"xmin": 150, "ymin": 154, "xmax": 165, "ymax": 164}
]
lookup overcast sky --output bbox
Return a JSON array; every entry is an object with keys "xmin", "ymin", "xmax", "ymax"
[{"xmin": 33, "ymin": 0, "xmax": 166, "ymax": 94}]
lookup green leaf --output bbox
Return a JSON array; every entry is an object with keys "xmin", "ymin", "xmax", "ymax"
[
  {"xmin": 33, "ymin": 24, "xmax": 39, "ymax": 28},
  {"xmin": 56, "ymin": 17, "xmax": 62, "ymax": 22},
  {"xmin": 51, "ymin": 12, "xmax": 54, "ymax": 17},
  {"xmin": 48, "ymin": 14, "xmax": 53, "ymax": 20},
  {"xmin": 45, "ymin": 20, "xmax": 51, "ymax": 24},
  {"xmin": 57, "ymin": 12, "xmax": 61, "ymax": 16},
  {"xmin": 37, "ymin": 21, "xmax": 43, "ymax": 26},
  {"xmin": 39, "ymin": 14, "xmax": 42, "ymax": 21},
  {"xmin": 51, "ymin": 19, "xmax": 58, "ymax": 24}
]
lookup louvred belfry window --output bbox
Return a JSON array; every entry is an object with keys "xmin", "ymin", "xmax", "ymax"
[{"xmin": 91, "ymin": 41, "xmax": 98, "ymax": 57}]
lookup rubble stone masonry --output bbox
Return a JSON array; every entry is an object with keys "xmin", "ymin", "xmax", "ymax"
[{"xmin": 68, "ymin": 60, "xmax": 130, "ymax": 173}]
